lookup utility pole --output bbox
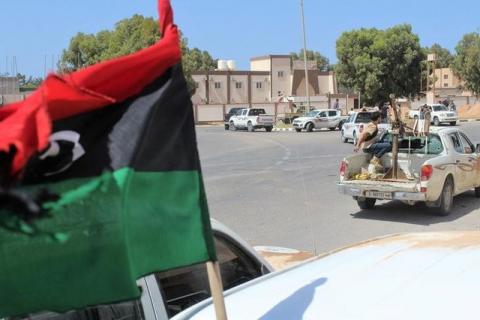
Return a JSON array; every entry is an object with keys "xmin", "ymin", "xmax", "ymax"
[{"xmin": 300, "ymin": 0, "xmax": 310, "ymax": 113}]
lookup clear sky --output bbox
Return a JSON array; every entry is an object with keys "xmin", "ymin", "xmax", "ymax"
[{"xmin": 1, "ymin": 0, "xmax": 479, "ymax": 77}]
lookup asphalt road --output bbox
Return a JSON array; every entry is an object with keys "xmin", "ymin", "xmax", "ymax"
[{"xmin": 197, "ymin": 122, "xmax": 480, "ymax": 254}]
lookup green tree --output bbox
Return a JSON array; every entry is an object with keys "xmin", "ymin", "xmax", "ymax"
[
  {"xmin": 453, "ymin": 32, "xmax": 480, "ymax": 96},
  {"xmin": 180, "ymin": 36, "xmax": 217, "ymax": 94},
  {"xmin": 16, "ymin": 73, "xmax": 43, "ymax": 91},
  {"xmin": 59, "ymin": 15, "xmax": 216, "ymax": 95},
  {"xmin": 290, "ymin": 50, "xmax": 330, "ymax": 71},
  {"xmin": 335, "ymin": 24, "xmax": 423, "ymax": 105},
  {"xmin": 424, "ymin": 43, "xmax": 454, "ymax": 68}
]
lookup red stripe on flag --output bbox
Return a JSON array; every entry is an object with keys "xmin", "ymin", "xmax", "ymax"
[{"xmin": 0, "ymin": 0, "xmax": 180, "ymax": 177}]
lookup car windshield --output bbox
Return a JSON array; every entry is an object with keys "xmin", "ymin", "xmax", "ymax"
[
  {"xmin": 379, "ymin": 133, "xmax": 444, "ymax": 154},
  {"xmin": 433, "ymin": 105, "xmax": 448, "ymax": 112},
  {"xmin": 307, "ymin": 111, "xmax": 319, "ymax": 117},
  {"xmin": 355, "ymin": 112, "xmax": 372, "ymax": 123},
  {"xmin": 249, "ymin": 109, "xmax": 266, "ymax": 116}
]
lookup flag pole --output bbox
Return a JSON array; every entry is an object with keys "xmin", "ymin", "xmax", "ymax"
[{"xmin": 206, "ymin": 261, "xmax": 228, "ymax": 320}]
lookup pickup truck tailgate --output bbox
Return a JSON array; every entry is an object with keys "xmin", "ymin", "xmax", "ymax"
[
  {"xmin": 338, "ymin": 179, "xmax": 425, "ymax": 201},
  {"xmin": 341, "ymin": 180, "xmax": 418, "ymax": 192},
  {"xmin": 257, "ymin": 115, "xmax": 275, "ymax": 124}
]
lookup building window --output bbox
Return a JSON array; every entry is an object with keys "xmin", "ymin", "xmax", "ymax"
[
  {"xmin": 256, "ymin": 82, "xmax": 262, "ymax": 89},
  {"xmin": 444, "ymin": 83, "xmax": 448, "ymax": 87},
  {"xmin": 235, "ymin": 82, "xmax": 242, "ymax": 89},
  {"xmin": 214, "ymin": 82, "xmax": 221, "ymax": 89},
  {"xmin": 444, "ymin": 74, "xmax": 448, "ymax": 79},
  {"xmin": 278, "ymin": 71, "xmax": 284, "ymax": 78}
]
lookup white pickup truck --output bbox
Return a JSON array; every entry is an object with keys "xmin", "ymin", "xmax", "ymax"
[
  {"xmin": 292, "ymin": 109, "xmax": 347, "ymax": 132},
  {"xmin": 409, "ymin": 104, "xmax": 458, "ymax": 126},
  {"xmin": 341, "ymin": 111, "xmax": 391, "ymax": 145},
  {"xmin": 337, "ymin": 127, "xmax": 480, "ymax": 216},
  {"xmin": 228, "ymin": 108, "xmax": 275, "ymax": 132}
]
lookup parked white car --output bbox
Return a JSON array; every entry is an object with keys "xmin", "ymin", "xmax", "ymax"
[
  {"xmin": 292, "ymin": 109, "xmax": 347, "ymax": 132},
  {"xmin": 341, "ymin": 111, "xmax": 391, "ymax": 144},
  {"xmin": 7, "ymin": 220, "xmax": 276, "ymax": 320},
  {"xmin": 409, "ymin": 104, "xmax": 458, "ymax": 126},
  {"xmin": 228, "ymin": 108, "xmax": 275, "ymax": 132},
  {"xmin": 175, "ymin": 231, "xmax": 480, "ymax": 320},
  {"xmin": 337, "ymin": 127, "xmax": 480, "ymax": 215}
]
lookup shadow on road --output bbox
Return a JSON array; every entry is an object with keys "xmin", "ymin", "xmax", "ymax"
[{"xmin": 351, "ymin": 191, "xmax": 480, "ymax": 225}]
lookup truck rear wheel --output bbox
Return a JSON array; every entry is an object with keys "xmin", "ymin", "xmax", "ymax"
[
  {"xmin": 450, "ymin": 121, "xmax": 456, "ymax": 126},
  {"xmin": 265, "ymin": 126, "xmax": 273, "ymax": 132},
  {"xmin": 357, "ymin": 198, "xmax": 376, "ymax": 210},
  {"xmin": 224, "ymin": 124, "xmax": 229, "ymax": 130},
  {"xmin": 435, "ymin": 178, "xmax": 454, "ymax": 216},
  {"xmin": 247, "ymin": 122, "xmax": 254, "ymax": 132}
]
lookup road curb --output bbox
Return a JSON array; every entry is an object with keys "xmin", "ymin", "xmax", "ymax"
[
  {"xmin": 459, "ymin": 119, "xmax": 480, "ymax": 122},
  {"xmin": 273, "ymin": 127, "xmax": 295, "ymax": 132}
]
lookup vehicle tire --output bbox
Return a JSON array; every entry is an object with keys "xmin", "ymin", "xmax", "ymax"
[
  {"xmin": 306, "ymin": 122, "xmax": 314, "ymax": 132},
  {"xmin": 341, "ymin": 130, "xmax": 348, "ymax": 143},
  {"xmin": 353, "ymin": 131, "xmax": 357, "ymax": 146},
  {"xmin": 295, "ymin": 128, "xmax": 302, "ymax": 133},
  {"xmin": 265, "ymin": 126, "xmax": 273, "ymax": 132},
  {"xmin": 450, "ymin": 121, "xmax": 456, "ymax": 126},
  {"xmin": 338, "ymin": 120, "xmax": 345, "ymax": 130},
  {"xmin": 224, "ymin": 124, "xmax": 229, "ymax": 130},
  {"xmin": 247, "ymin": 122, "xmax": 254, "ymax": 132},
  {"xmin": 433, "ymin": 117, "xmax": 440, "ymax": 126},
  {"xmin": 357, "ymin": 198, "xmax": 376, "ymax": 210},
  {"xmin": 329, "ymin": 127, "xmax": 336, "ymax": 131},
  {"xmin": 475, "ymin": 187, "xmax": 480, "ymax": 198},
  {"xmin": 229, "ymin": 121, "xmax": 236, "ymax": 131},
  {"xmin": 435, "ymin": 177, "xmax": 454, "ymax": 216}
]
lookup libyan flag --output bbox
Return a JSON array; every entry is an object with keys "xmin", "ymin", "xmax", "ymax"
[{"xmin": 0, "ymin": 0, "xmax": 216, "ymax": 317}]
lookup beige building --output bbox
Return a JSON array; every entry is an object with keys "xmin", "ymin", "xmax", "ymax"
[
  {"xmin": 191, "ymin": 55, "xmax": 338, "ymax": 106},
  {"xmin": 432, "ymin": 68, "xmax": 471, "ymax": 97}
]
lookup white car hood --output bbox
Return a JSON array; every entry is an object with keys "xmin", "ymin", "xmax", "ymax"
[{"xmin": 177, "ymin": 232, "xmax": 480, "ymax": 320}]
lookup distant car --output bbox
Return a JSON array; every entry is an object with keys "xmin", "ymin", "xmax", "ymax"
[
  {"xmin": 292, "ymin": 109, "xmax": 347, "ymax": 132},
  {"xmin": 7, "ymin": 220, "xmax": 275, "ymax": 320},
  {"xmin": 175, "ymin": 231, "xmax": 480, "ymax": 320},
  {"xmin": 228, "ymin": 108, "xmax": 275, "ymax": 132},
  {"xmin": 224, "ymin": 107, "xmax": 244, "ymax": 130},
  {"xmin": 341, "ymin": 111, "xmax": 391, "ymax": 145},
  {"xmin": 409, "ymin": 104, "xmax": 458, "ymax": 126}
]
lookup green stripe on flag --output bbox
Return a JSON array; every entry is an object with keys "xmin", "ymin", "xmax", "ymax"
[{"xmin": 0, "ymin": 168, "xmax": 215, "ymax": 316}]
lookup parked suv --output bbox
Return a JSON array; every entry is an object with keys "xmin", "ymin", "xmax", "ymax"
[{"xmin": 292, "ymin": 109, "xmax": 346, "ymax": 132}]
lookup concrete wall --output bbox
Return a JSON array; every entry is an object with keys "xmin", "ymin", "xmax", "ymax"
[
  {"xmin": 0, "ymin": 77, "xmax": 20, "ymax": 95},
  {"xmin": 250, "ymin": 58, "xmax": 271, "ymax": 71},
  {"xmin": 193, "ymin": 102, "xmax": 295, "ymax": 123},
  {"xmin": 271, "ymin": 57, "xmax": 292, "ymax": 98},
  {"xmin": 192, "ymin": 74, "xmax": 207, "ymax": 105},
  {"xmin": 230, "ymin": 74, "xmax": 248, "ymax": 104},
  {"xmin": 0, "ymin": 94, "xmax": 27, "ymax": 105},
  {"xmin": 251, "ymin": 74, "xmax": 270, "ymax": 103},
  {"xmin": 208, "ymin": 75, "xmax": 228, "ymax": 104}
]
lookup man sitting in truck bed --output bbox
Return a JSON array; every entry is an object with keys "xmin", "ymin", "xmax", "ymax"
[{"xmin": 353, "ymin": 111, "xmax": 392, "ymax": 171}]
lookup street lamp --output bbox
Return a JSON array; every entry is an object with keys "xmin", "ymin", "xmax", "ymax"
[{"xmin": 300, "ymin": 0, "xmax": 310, "ymax": 113}]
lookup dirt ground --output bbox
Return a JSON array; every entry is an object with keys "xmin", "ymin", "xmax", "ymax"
[{"xmin": 458, "ymin": 104, "xmax": 480, "ymax": 119}]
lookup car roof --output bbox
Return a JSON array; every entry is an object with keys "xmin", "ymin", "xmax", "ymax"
[{"xmin": 175, "ymin": 231, "xmax": 480, "ymax": 320}]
